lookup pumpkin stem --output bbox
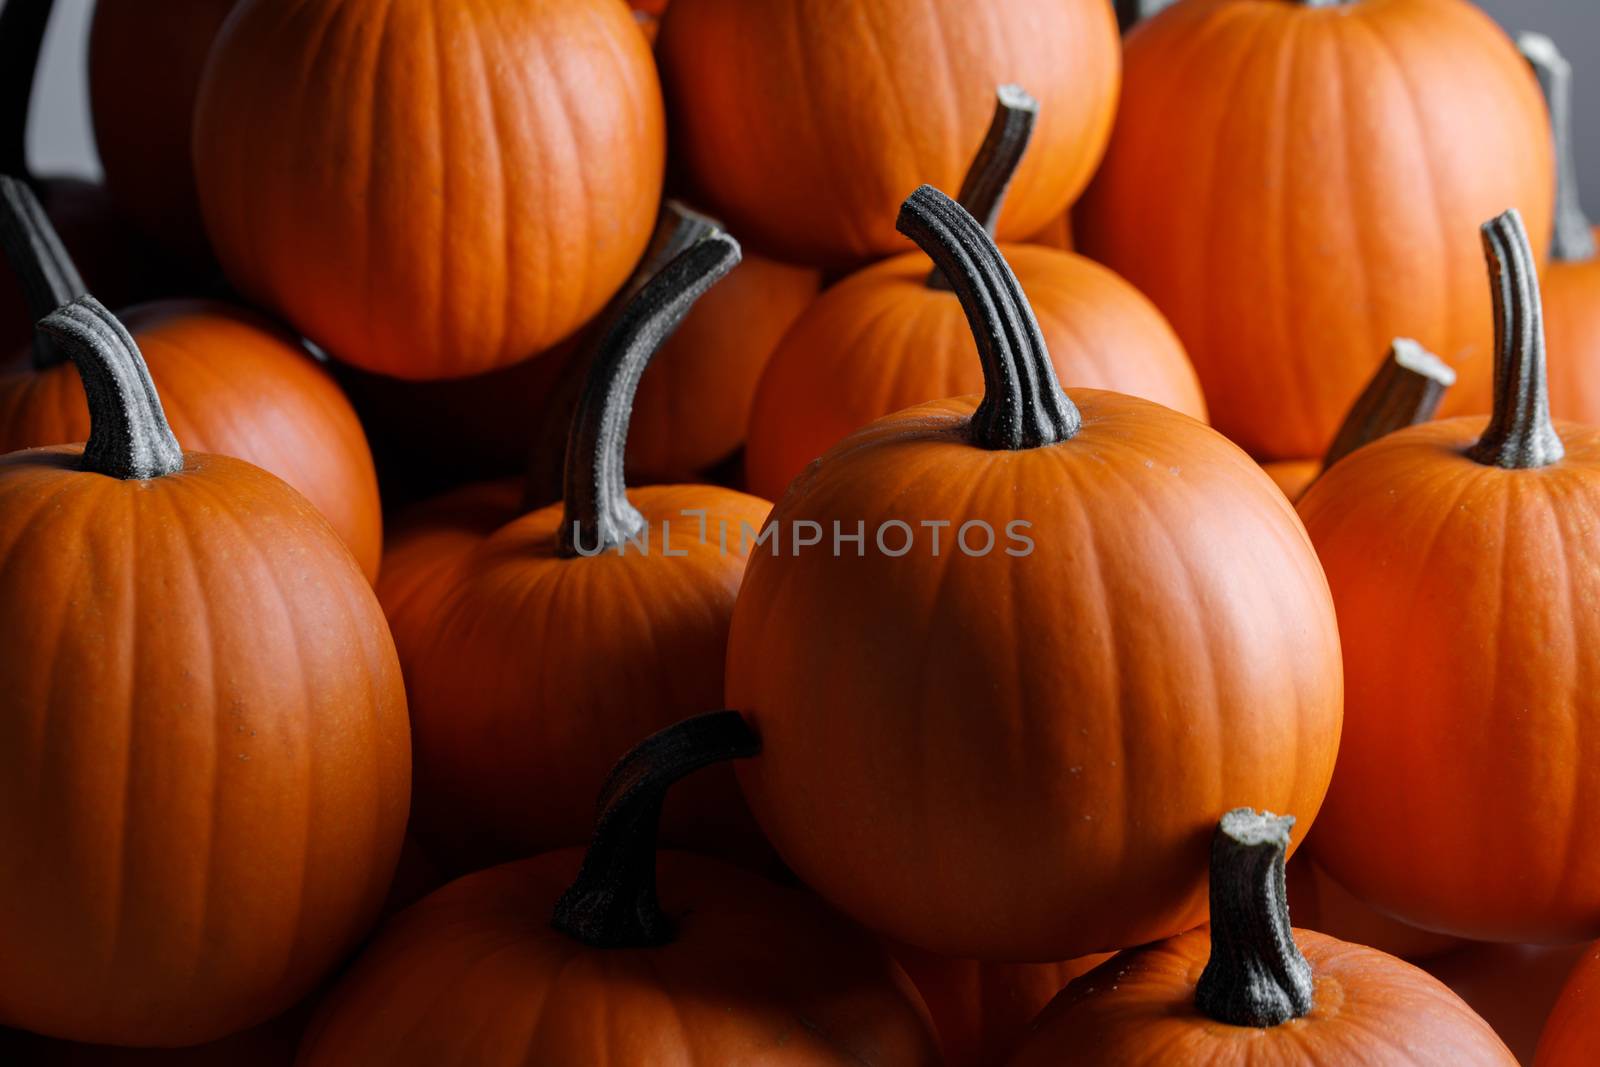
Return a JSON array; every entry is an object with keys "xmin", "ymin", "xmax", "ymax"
[
  {"xmin": 0, "ymin": 174, "xmax": 86, "ymax": 369},
  {"xmin": 558, "ymin": 226, "xmax": 740, "ymax": 556},
  {"xmin": 1115, "ymin": 0, "xmax": 1177, "ymax": 33},
  {"xmin": 552, "ymin": 711, "xmax": 761, "ymax": 949},
  {"xmin": 0, "ymin": 0, "xmax": 52, "ymax": 179},
  {"xmin": 35, "ymin": 295, "xmax": 184, "ymax": 480},
  {"xmin": 1520, "ymin": 34, "xmax": 1595, "ymax": 263},
  {"xmin": 524, "ymin": 200, "xmax": 723, "ymax": 512},
  {"xmin": 1195, "ymin": 808, "xmax": 1315, "ymax": 1028},
  {"xmin": 1468, "ymin": 209, "xmax": 1564, "ymax": 469},
  {"xmin": 926, "ymin": 85, "xmax": 1038, "ymax": 291},
  {"xmin": 897, "ymin": 184, "xmax": 1079, "ymax": 450}
]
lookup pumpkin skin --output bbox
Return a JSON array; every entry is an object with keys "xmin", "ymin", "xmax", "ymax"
[
  {"xmin": 1286, "ymin": 855, "xmax": 1460, "ymax": 962},
  {"xmin": 1077, "ymin": 0, "xmax": 1554, "ymax": 461},
  {"xmin": 88, "ymin": 0, "xmax": 235, "ymax": 263},
  {"xmin": 1419, "ymin": 942, "xmax": 1590, "ymax": 1066},
  {"xmin": 192, "ymin": 0, "xmax": 666, "ymax": 380},
  {"xmin": 1542, "ymin": 237, "xmax": 1600, "ymax": 422},
  {"xmin": 1536, "ymin": 943, "xmax": 1600, "ymax": 1066},
  {"xmin": 656, "ymin": 0, "xmax": 1119, "ymax": 266},
  {"xmin": 0, "ymin": 301, "xmax": 383, "ymax": 581},
  {"xmin": 744, "ymin": 245, "xmax": 1207, "ymax": 501}
]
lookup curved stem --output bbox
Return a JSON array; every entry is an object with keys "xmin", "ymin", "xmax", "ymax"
[
  {"xmin": 524, "ymin": 201, "xmax": 721, "ymax": 512},
  {"xmin": 1468, "ymin": 209, "xmax": 1564, "ymax": 469},
  {"xmin": 927, "ymin": 85, "xmax": 1038, "ymax": 290},
  {"xmin": 36, "ymin": 296, "xmax": 183, "ymax": 480},
  {"xmin": 559, "ymin": 227, "xmax": 740, "ymax": 556},
  {"xmin": 551, "ymin": 711, "xmax": 761, "ymax": 948},
  {"xmin": 0, "ymin": 174, "xmax": 86, "ymax": 368},
  {"xmin": 897, "ymin": 184, "xmax": 1079, "ymax": 450},
  {"xmin": 1195, "ymin": 808, "xmax": 1314, "ymax": 1028},
  {"xmin": 1520, "ymin": 33, "xmax": 1595, "ymax": 263},
  {"xmin": 0, "ymin": 0, "xmax": 52, "ymax": 179}
]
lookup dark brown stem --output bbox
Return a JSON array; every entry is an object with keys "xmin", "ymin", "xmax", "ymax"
[
  {"xmin": 524, "ymin": 201, "xmax": 721, "ymax": 512},
  {"xmin": 36, "ymin": 296, "xmax": 183, "ymax": 480},
  {"xmin": 927, "ymin": 85, "xmax": 1038, "ymax": 290},
  {"xmin": 551, "ymin": 711, "xmax": 761, "ymax": 948},
  {"xmin": 1115, "ymin": 0, "xmax": 1178, "ymax": 33},
  {"xmin": 0, "ymin": 174, "xmax": 86, "ymax": 368},
  {"xmin": 897, "ymin": 184, "xmax": 1079, "ymax": 450},
  {"xmin": 1468, "ymin": 209, "xmax": 1564, "ymax": 469},
  {"xmin": 1520, "ymin": 33, "xmax": 1595, "ymax": 263},
  {"xmin": 559, "ymin": 227, "xmax": 740, "ymax": 556},
  {"xmin": 0, "ymin": 0, "xmax": 52, "ymax": 178},
  {"xmin": 1195, "ymin": 808, "xmax": 1314, "ymax": 1028}
]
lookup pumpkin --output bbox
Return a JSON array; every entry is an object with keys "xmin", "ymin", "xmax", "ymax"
[
  {"xmin": 727, "ymin": 185, "xmax": 1342, "ymax": 961},
  {"xmin": 377, "ymin": 223, "xmax": 773, "ymax": 871},
  {"xmin": 656, "ymin": 0, "xmax": 1119, "ymax": 267},
  {"xmin": 1261, "ymin": 338, "xmax": 1456, "ymax": 502},
  {"xmin": 744, "ymin": 87, "xmax": 1206, "ymax": 501},
  {"xmin": 88, "ymin": 0, "xmax": 236, "ymax": 264},
  {"xmin": 0, "ymin": 295, "xmax": 410, "ymax": 1045},
  {"xmin": 298, "ymin": 712, "xmax": 941, "ymax": 1065},
  {"xmin": 1536, "ymin": 943, "xmax": 1600, "ymax": 1066},
  {"xmin": 1286, "ymin": 855, "xmax": 1460, "ymax": 962},
  {"xmin": 893, "ymin": 945, "xmax": 1111, "ymax": 1067},
  {"xmin": 1420, "ymin": 942, "xmax": 1590, "ymax": 1066},
  {"xmin": 192, "ymin": 0, "xmax": 665, "ymax": 380},
  {"xmin": 1077, "ymin": 0, "xmax": 1555, "ymax": 461},
  {"xmin": 1300, "ymin": 209, "xmax": 1600, "ymax": 941},
  {"xmin": 0, "ymin": 178, "xmax": 384, "ymax": 581},
  {"xmin": 1520, "ymin": 34, "xmax": 1600, "ymax": 425},
  {"xmin": 1008, "ymin": 810, "xmax": 1517, "ymax": 1065}
]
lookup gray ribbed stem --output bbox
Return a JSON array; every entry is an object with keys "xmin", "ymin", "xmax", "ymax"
[
  {"xmin": 927, "ymin": 85, "xmax": 1038, "ymax": 290},
  {"xmin": 1305, "ymin": 338, "xmax": 1455, "ymax": 493},
  {"xmin": 36, "ymin": 296, "xmax": 183, "ymax": 480},
  {"xmin": 1195, "ymin": 809, "xmax": 1315, "ymax": 1028},
  {"xmin": 559, "ymin": 230, "xmax": 740, "ymax": 556},
  {"xmin": 1468, "ymin": 210, "xmax": 1564, "ymax": 469},
  {"xmin": 1115, "ymin": 0, "xmax": 1178, "ymax": 33},
  {"xmin": 0, "ymin": 0, "xmax": 53, "ymax": 177},
  {"xmin": 525, "ymin": 201, "xmax": 721, "ymax": 512},
  {"xmin": 1519, "ymin": 33, "xmax": 1596, "ymax": 262},
  {"xmin": 552, "ymin": 711, "xmax": 760, "ymax": 948},
  {"xmin": 897, "ymin": 185, "xmax": 1079, "ymax": 449},
  {"xmin": 0, "ymin": 174, "xmax": 87, "ymax": 368}
]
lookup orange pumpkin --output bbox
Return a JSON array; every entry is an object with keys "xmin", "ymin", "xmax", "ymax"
[
  {"xmin": 656, "ymin": 0, "xmax": 1119, "ymax": 267},
  {"xmin": 1536, "ymin": 943, "xmax": 1600, "ymax": 1066},
  {"xmin": 727, "ymin": 186, "xmax": 1342, "ymax": 962},
  {"xmin": 298, "ymin": 713, "xmax": 941, "ymax": 1065},
  {"xmin": 1521, "ymin": 34, "xmax": 1600, "ymax": 425},
  {"xmin": 1008, "ymin": 810, "xmax": 1516, "ymax": 1065},
  {"xmin": 193, "ymin": 0, "xmax": 665, "ymax": 380},
  {"xmin": 1078, "ymin": 0, "xmax": 1554, "ymax": 461},
  {"xmin": 0, "ymin": 178, "xmax": 384, "ymax": 581},
  {"xmin": 0, "ymin": 296, "xmax": 410, "ymax": 1046},
  {"xmin": 1261, "ymin": 339, "xmax": 1456, "ymax": 502},
  {"xmin": 1286, "ymin": 855, "xmax": 1460, "ymax": 962},
  {"xmin": 744, "ymin": 87, "xmax": 1205, "ymax": 501},
  {"xmin": 1301, "ymin": 209, "xmax": 1600, "ymax": 941},
  {"xmin": 378, "ymin": 225, "xmax": 773, "ymax": 871}
]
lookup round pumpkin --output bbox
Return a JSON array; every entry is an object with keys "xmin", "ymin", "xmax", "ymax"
[
  {"xmin": 1008, "ymin": 810, "xmax": 1516, "ymax": 1066},
  {"xmin": 193, "ymin": 0, "xmax": 665, "ymax": 379},
  {"xmin": 0, "ymin": 296, "xmax": 410, "ymax": 1046},
  {"xmin": 744, "ymin": 86, "xmax": 1205, "ymax": 501},
  {"xmin": 298, "ymin": 712, "xmax": 941, "ymax": 1066},
  {"xmin": 0, "ymin": 177, "xmax": 384, "ymax": 580},
  {"xmin": 727, "ymin": 185, "xmax": 1342, "ymax": 962},
  {"xmin": 1536, "ymin": 943, "xmax": 1600, "ymax": 1066},
  {"xmin": 378, "ymin": 225, "xmax": 773, "ymax": 871},
  {"xmin": 1077, "ymin": 0, "xmax": 1554, "ymax": 461},
  {"xmin": 1286, "ymin": 855, "xmax": 1460, "ymax": 962},
  {"xmin": 1301, "ymin": 209, "xmax": 1600, "ymax": 941},
  {"xmin": 656, "ymin": 0, "xmax": 1119, "ymax": 267}
]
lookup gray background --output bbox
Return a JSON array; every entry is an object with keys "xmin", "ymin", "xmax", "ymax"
[{"xmin": 13, "ymin": 0, "xmax": 1600, "ymax": 207}]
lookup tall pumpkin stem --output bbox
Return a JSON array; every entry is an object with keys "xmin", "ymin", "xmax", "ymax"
[
  {"xmin": 1468, "ymin": 209, "xmax": 1564, "ymax": 469},
  {"xmin": 558, "ymin": 227, "xmax": 740, "ymax": 556},
  {"xmin": 35, "ymin": 296, "xmax": 183, "ymax": 480},
  {"xmin": 1519, "ymin": 34, "xmax": 1595, "ymax": 263},
  {"xmin": 0, "ymin": 0, "xmax": 52, "ymax": 178},
  {"xmin": 0, "ymin": 175, "xmax": 86, "ymax": 369},
  {"xmin": 926, "ymin": 85, "xmax": 1038, "ymax": 291},
  {"xmin": 1195, "ymin": 808, "xmax": 1315, "ymax": 1028},
  {"xmin": 552, "ymin": 711, "xmax": 761, "ymax": 948},
  {"xmin": 897, "ymin": 184, "xmax": 1079, "ymax": 450}
]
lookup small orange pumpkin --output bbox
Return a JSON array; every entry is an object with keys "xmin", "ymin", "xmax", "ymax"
[
  {"xmin": 1008, "ymin": 810, "xmax": 1516, "ymax": 1065},
  {"xmin": 1535, "ymin": 942, "xmax": 1600, "ymax": 1066}
]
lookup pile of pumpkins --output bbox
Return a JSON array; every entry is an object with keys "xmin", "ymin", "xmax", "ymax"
[{"xmin": 5, "ymin": 0, "xmax": 1600, "ymax": 1063}]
